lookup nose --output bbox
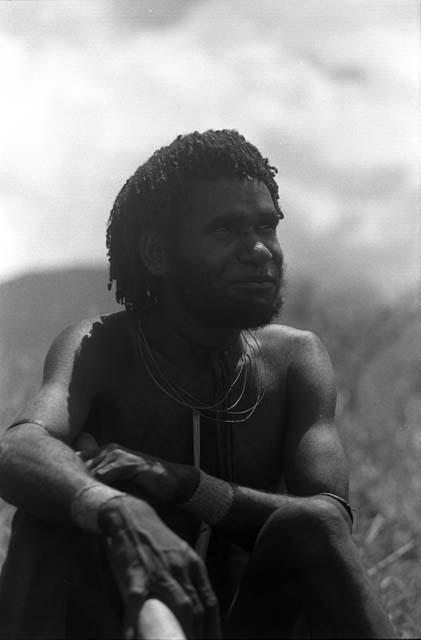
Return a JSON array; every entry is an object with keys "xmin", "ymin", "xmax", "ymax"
[{"xmin": 238, "ymin": 235, "xmax": 273, "ymax": 267}]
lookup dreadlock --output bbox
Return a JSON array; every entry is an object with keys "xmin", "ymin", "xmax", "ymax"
[{"xmin": 106, "ymin": 129, "xmax": 283, "ymax": 311}]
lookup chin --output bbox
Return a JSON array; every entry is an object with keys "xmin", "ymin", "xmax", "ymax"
[
  {"xmin": 175, "ymin": 272, "xmax": 285, "ymax": 330},
  {"xmin": 195, "ymin": 294, "xmax": 284, "ymax": 330},
  {"xmin": 239, "ymin": 298, "xmax": 284, "ymax": 330}
]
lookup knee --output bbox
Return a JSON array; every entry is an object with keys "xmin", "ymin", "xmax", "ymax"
[
  {"xmin": 255, "ymin": 497, "xmax": 350, "ymax": 567},
  {"xmin": 302, "ymin": 498, "xmax": 351, "ymax": 550}
]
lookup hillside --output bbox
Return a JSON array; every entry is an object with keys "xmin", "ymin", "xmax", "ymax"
[
  {"xmin": 0, "ymin": 268, "xmax": 118, "ymax": 356},
  {"xmin": 0, "ymin": 268, "xmax": 119, "ymax": 428}
]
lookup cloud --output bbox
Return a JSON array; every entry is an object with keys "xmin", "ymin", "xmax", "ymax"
[{"xmin": 0, "ymin": 0, "xmax": 419, "ymax": 299}]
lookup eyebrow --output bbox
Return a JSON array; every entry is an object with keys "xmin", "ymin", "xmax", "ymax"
[{"xmin": 205, "ymin": 208, "xmax": 280, "ymax": 229}]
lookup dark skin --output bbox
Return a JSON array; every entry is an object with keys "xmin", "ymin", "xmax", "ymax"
[{"xmin": 0, "ymin": 178, "xmax": 393, "ymax": 638}]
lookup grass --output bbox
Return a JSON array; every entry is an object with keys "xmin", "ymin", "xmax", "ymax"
[{"xmin": 335, "ymin": 305, "xmax": 421, "ymax": 637}]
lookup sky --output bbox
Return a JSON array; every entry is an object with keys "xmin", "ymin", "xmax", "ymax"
[{"xmin": 0, "ymin": 0, "xmax": 419, "ymax": 301}]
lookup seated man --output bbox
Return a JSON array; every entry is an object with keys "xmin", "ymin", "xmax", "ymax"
[{"xmin": 0, "ymin": 130, "xmax": 393, "ymax": 638}]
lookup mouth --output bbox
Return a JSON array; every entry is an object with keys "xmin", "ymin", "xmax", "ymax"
[
  {"xmin": 230, "ymin": 276, "xmax": 278, "ymax": 292},
  {"xmin": 232, "ymin": 273, "xmax": 277, "ymax": 283}
]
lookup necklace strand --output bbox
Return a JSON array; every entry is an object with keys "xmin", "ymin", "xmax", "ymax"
[
  {"xmin": 137, "ymin": 320, "xmax": 246, "ymax": 409},
  {"xmin": 136, "ymin": 320, "xmax": 266, "ymax": 422}
]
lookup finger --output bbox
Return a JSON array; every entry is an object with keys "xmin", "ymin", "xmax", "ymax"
[
  {"xmin": 84, "ymin": 448, "xmax": 111, "ymax": 467},
  {"xmin": 124, "ymin": 566, "xmax": 152, "ymax": 637},
  {"xmin": 92, "ymin": 455, "xmax": 136, "ymax": 476},
  {"xmin": 105, "ymin": 523, "xmax": 150, "ymax": 569},
  {"xmin": 109, "ymin": 550, "xmax": 150, "ymax": 636},
  {"xmin": 85, "ymin": 447, "xmax": 121, "ymax": 470},
  {"xmin": 190, "ymin": 557, "xmax": 221, "ymax": 639},
  {"xmin": 92, "ymin": 463, "xmax": 126, "ymax": 484},
  {"xmin": 78, "ymin": 448, "xmax": 101, "ymax": 462},
  {"xmin": 92, "ymin": 460, "xmax": 117, "ymax": 475},
  {"xmin": 170, "ymin": 562, "xmax": 205, "ymax": 639},
  {"xmin": 125, "ymin": 592, "xmax": 147, "ymax": 640},
  {"xmin": 154, "ymin": 577, "xmax": 195, "ymax": 638}
]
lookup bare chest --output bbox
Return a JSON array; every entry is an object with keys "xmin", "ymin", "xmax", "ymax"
[{"xmin": 90, "ymin": 352, "xmax": 287, "ymax": 491}]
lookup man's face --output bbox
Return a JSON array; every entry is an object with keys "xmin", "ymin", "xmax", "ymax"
[{"xmin": 165, "ymin": 177, "xmax": 284, "ymax": 329}]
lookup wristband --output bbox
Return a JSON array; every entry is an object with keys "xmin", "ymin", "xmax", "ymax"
[
  {"xmin": 182, "ymin": 471, "xmax": 234, "ymax": 525},
  {"xmin": 7, "ymin": 418, "xmax": 49, "ymax": 434},
  {"xmin": 71, "ymin": 484, "xmax": 125, "ymax": 533}
]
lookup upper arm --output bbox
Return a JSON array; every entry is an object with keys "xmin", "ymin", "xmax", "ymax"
[
  {"xmin": 12, "ymin": 319, "xmax": 105, "ymax": 444},
  {"xmin": 283, "ymin": 330, "xmax": 349, "ymax": 499}
]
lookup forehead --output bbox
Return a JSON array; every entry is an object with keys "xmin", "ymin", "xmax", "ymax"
[{"xmin": 184, "ymin": 177, "xmax": 276, "ymax": 225}]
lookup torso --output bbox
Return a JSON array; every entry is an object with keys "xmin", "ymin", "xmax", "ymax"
[
  {"xmin": 82, "ymin": 311, "xmax": 297, "ymax": 543},
  {"xmin": 86, "ymin": 312, "xmax": 292, "ymax": 488}
]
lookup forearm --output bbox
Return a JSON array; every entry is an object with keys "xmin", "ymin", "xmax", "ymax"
[
  {"xmin": 180, "ymin": 471, "xmax": 293, "ymax": 549},
  {"xmin": 83, "ymin": 446, "xmax": 351, "ymax": 548},
  {"xmin": 0, "ymin": 424, "xmax": 121, "ymax": 527},
  {"xmin": 218, "ymin": 485, "xmax": 297, "ymax": 548},
  {"xmin": 182, "ymin": 471, "xmax": 352, "ymax": 550}
]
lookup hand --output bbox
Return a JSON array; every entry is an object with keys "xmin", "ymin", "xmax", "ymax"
[
  {"xmin": 99, "ymin": 494, "xmax": 220, "ymax": 639},
  {"xmin": 82, "ymin": 443, "xmax": 199, "ymax": 506}
]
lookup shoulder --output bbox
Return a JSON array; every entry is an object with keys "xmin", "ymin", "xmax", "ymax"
[
  {"xmin": 43, "ymin": 311, "xmax": 131, "ymax": 380},
  {"xmin": 254, "ymin": 323, "xmax": 329, "ymax": 367},
  {"xmin": 254, "ymin": 324, "xmax": 335, "ymax": 396}
]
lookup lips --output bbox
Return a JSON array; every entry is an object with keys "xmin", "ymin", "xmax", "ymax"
[
  {"xmin": 229, "ymin": 275, "xmax": 278, "ymax": 294},
  {"xmin": 231, "ymin": 274, "xmax": 277, "ymax": 285},
  {"xmin": 240, "ymin": 278, "xmax": 275, "ymax": 284},
  {"xmin": 234, "ymin": 281, "xmax": 275, "ymax": 288}
]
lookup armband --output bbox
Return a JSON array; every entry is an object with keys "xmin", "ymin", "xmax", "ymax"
[
  {"xmin": 182, "ymin": 471, "xmax": 234, "ymax": 525},
  {"xmin": 71, "ymin": 484, "xmax": 125, "ymax": 533},
  {"xmin": 319, "ymin": 492, "xmax": 354, "ymax": 526}
]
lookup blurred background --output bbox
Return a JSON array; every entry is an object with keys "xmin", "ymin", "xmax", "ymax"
[{"xmin": 0, "ymin": 0, "xmax": 420, "ymax": 635}]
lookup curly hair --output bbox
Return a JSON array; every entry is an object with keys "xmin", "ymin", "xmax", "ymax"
[{"xmin": 106, "ymin": 129, "xmax": 283, "ymax": 311}]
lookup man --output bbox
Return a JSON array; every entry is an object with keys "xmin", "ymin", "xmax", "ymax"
[{"xmin": 0, "ymin": 130, "xmax": 393, "ymax": 638}]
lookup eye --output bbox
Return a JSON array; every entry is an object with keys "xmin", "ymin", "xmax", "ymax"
[
  {"xmin": 257, "ymin": 222, "xmax": 278, "ymax": 232},
  {"xmin": 213, "ymin": 224, "xmax": 235, "ymax": 234}
]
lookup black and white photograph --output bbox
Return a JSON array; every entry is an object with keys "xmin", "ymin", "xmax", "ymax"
[{"xmin": 0, "ymin": 1, "xmax": 419, "ymax": 637}]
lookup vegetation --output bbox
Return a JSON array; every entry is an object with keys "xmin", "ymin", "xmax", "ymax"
[
  {"xmin": 284, "ymin": 280, "xmax": 421, "ymax": 637},
  {"xmin": 0, "ymin": 268, "xmax": 419, "ymax": 636}
]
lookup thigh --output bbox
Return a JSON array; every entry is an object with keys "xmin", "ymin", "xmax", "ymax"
[
  {"xmin": 221, "ymin": 504, "xmax": 334, "ymax": 639},
  {"xmin": 222, "ymin": 521, "xmax": 306, "ymax": 639},
  {"xmin": 224, "ymin": 564, "xmax": 306, "ymax": 638},
  {"xmin": 205, "ymin": 533, "xmax": 250, "ymax": 621},
  {"xmin": 0, "ymin": 510, "xmax": 122, "ymax": 640}
]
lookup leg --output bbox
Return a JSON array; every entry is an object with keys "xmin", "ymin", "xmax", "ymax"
[
  {"xmin": 226, "ymin": 498, "xmax": 394, "ymax": 639},
  {"xmin": 224, "ymin": 506, "xmax": 306, "ymax": 639}
]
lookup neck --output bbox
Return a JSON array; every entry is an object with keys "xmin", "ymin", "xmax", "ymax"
[
  {"xmin": 133, "ymin": 298, "xmax": 264, "ymax": 424},
  {"xmin": 164, "ymin": 289, "xmax": 240, "ymax": 348},
  {"xmin": 137, "ymin": 297, "xmax": 242, "ymax": 368}
]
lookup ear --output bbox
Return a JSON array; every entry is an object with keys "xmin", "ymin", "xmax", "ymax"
[{"xmin": 138, "ymin": 232, "xmax": 168, "ymax": 277}]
